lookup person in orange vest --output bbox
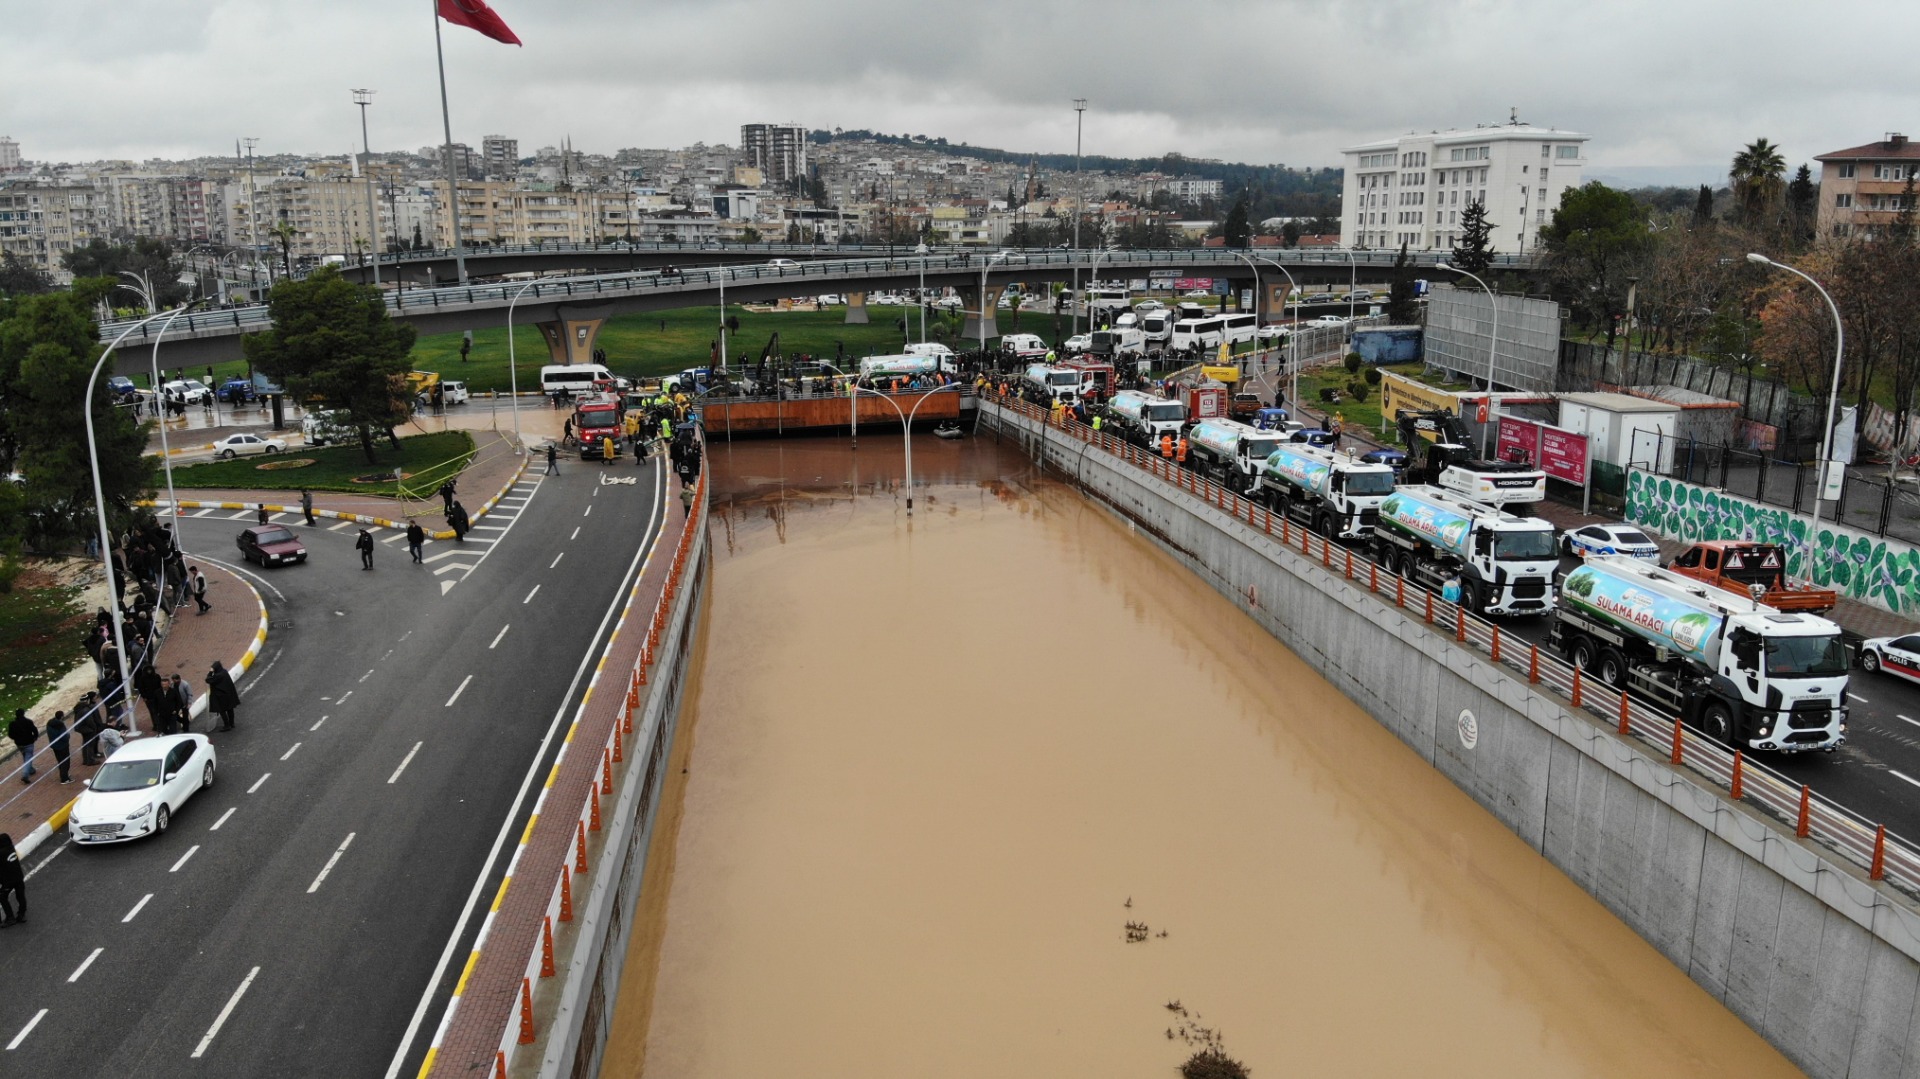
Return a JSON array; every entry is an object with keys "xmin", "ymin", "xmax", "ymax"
[
  {"xmin": 1159, "ymin": 433, "xmax": 1174, "ymax": 459},
  {"xmin": 1176, "ymin": 436, "xmax": 1189, "ymax": 464}
]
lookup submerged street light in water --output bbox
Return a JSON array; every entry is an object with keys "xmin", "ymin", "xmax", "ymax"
[{"xmin": 854, "ymin": 383, "xmax": 962, "ymax": 513}]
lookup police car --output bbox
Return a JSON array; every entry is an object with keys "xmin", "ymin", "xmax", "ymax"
[
  {"xmin": 1559, "ymin": 523, "xmax": 1661, "ymax": 561},
  {"xmin": 1861, "ymin": 634, "xmax": 1920, "ymax": 686}
]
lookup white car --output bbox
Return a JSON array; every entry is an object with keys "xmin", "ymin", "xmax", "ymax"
[
  {"xmin": 1306, "ymin": 315, "xmax": 1350, "ymax": 327},
  {"xmin": 1257, "ymin": 323, "xmax": 1291, "ymax": 341},
  {"xmin": 441, "ymin": 380, "xmax": 470, "ymax": 405},
  {"xmin": 1064, "ymin": 334, "xmax": 1092, "ymax": 352},
  {"xmin": 767, "ymin": 258, "xmax": 799, "ymax": 268},
  {"xmin": 1560, "ymin": 523, "xmax": 1661, "ymax": 560},
  {"xmin": 210, "ymin": 433, "xmax": 287, "ymax": 459},
  {"xmin": 1861, "ymin": 634, "xmax": 1920, "ymax": 685},
  {"xmin": 162, "ymin": 379, "xmax": 213, "ymax": 405},
  {"xmin": 1183, "ymin": 289, "xmax": 1211, "ymax": 297},
  {"xmin": 69, "ymin": 735, "xmax": 217, "ymax": 844}
]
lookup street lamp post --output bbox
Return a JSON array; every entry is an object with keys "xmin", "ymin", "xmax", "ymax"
[
  {"xmin": 1342, "ymin": 246, "xmax": 1357, "ymax": 323},
  {"xmin": 148, "ymin": 299, "xmax": 213, "ymax": 545},
  {"xmin": 915, "ymin": 242, "xmax": 928, "ymax": 344},
  {"xmin": 853, "ymin": 383, "xmax": 961, "ymax": 513},
  {"xmin": 351, "ymin": 89, "xmax": 381, "ymax": 288},
  {"xmin": 980, "ymin": 250, "xmax": 1013, "ymax": 360},
  {"xmin": 1436, "ymin": 262, "xmax": 1500, "ymax": 460},
  {"xmin": 1748, "ymin": 252, "xmax": 1846, "ymax": 573},
  {"xmin": 504, "ymin": 277, "xmax": 553, "ymax": 455},
  {"xmin": 86, "ymin": 305, "xmax": 185, "ymax": 724},
  {"xmin": 1072, "ymin": 98, "xmax": 1087, "ymax": 340},
  {"xmin": 717, "ymin": 265, "xmax": 728, "ymax": 374},
  {"xmin": 1233, "ymin": 254, "xmax": 1300, "ymax": 410}
]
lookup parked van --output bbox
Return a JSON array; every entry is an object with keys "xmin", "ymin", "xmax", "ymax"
[
  {"xmin": 1001, "ymin": 333, "xmax": 1049, "ymax": 360},
  {"xmin": 441, "ymin": 380, "xmax": 469, "ymax": 405},
  {"xmin": 539, "ymin": 364, "xmax": 621, "ymax": 396},
  {"xmin": 301, "ymin": 408, "xmax": 356, "ymax": 447}
]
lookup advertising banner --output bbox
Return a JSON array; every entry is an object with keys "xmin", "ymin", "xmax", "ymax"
[{"xmin": 1496, "ymin": 415, "xmax": 1588, "ymax": 485}]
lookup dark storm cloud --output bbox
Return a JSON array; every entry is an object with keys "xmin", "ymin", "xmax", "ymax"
[{"xmin": 4, "ymin": 0, "xmax": 1910, "ymax": 175}]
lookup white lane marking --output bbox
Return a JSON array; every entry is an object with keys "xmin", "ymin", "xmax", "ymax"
[
  {"xmin": 432, "ymin": 564, "xmax": 478, "ymax": 576},
  {"xmin": 328, "ymin": 521, "xmax": 353, "ymax": 531},
  {"xmin": 1849, "ymin": 693, "xmax": 1869, "ymax": 703},
  {"xmin": 338, "ymin": 691, "xmax": 352, "ymax": 704},
  {"xmin": 268, "ymin": 512, "xmax": 291, "ymax": 522},
  {"xmin": 6, "ymin": 1009, "xmax": 47, "ymax": 1050},
  {"xmin": 1899, "ymin": 714, "xmax": 1920, "ymax": 729},
  {"xmin": 67, "ymin": 948, "xmax": 104, "ymax": 984},
  {"xmin": 445, "ymin": 675, "xmax": 473, "ymax": 707},
  {"xmin": 359, "ymin": 669, "xmax": 374, "ymax": 683},
  {"xmin": 306, "ymin": 833, "xmax": 356, "ymax": 894},
  {"xmin": 226, "ymin": 510, "xmax": 253, "ymax": 520},
  {"xmin": 382, "ymin": 455, "xmax": 666, "ymax": 1079},
  {"xmin": 190, "ymin": 966, "xmax": 261, "ymax": 1059},
  {"xmin": 570, "ymin": 526, "xmax": 580, "ymax": 540},
  {"xmin": 583, "ymin": 504, "xmax": 592, "ymax": 517},
  {"xmin": 122, "ymin": 893, "xmax": 153, "ymax": 923},
  {"xmin": 310, "ymin": 716, "xmax": 328, "ymax": 731},
  {"xmin": 383, "ymin": 649, "xmax": 394, "ymax": 660},
  {"xmin": 196, "ymin": 553, "xmax": 285, "ymax": 604},
  {"xmin": 280, "ymin": 743, "xmax": 301, "ymax": 761},
  {"xmin": 472, "ymin": 525, "xmax": 508, "ymax": 531},
  {"xmin": 421, "ymin": 549, "xmax": 467, "ymax": 564},
  {"xmin": 549, "ymin": 553, "xmax": 564, "ymax": 569},
  {"xmin": 380, "ymin": 532, "xmax": 406, "ymax": 544},
  {"xmin": 191, "ymin": 507, "xmax": 217, "ymax": 518},
  {"xmin": 210, "ymin": 807, "xmax": 237, "ymax": 831},
  {"xmin": 248, "ymin": 773, "xmax": 271, "ymax": 794},
  {"xmin": 523, "ymin": 584, "xmax": 541, "ymax": 604},
  {"xmin": 400, "ymin": 630, "xmax": 412, "ymax": 640},
  {"xmin": 388, "ymin": 742, "xmax": 423, "ymax": 784},
  {"xmin": 1894, "ymin": 770, "xmax": 1920, "ymax": 790},
  {"xmin": 24, "ymin": 842, "xmax": 65, "ymax": 880},
  {"xmin": 170, "ymin": 845, "xmax": 201, "ymax": 873},
  {"xmin": 489, "ymin": 624, "xmax": 510, "ymax": 649}
]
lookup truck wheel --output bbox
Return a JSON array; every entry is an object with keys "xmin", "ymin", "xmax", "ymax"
[
  {"xmin": 1569, "ymin": 638, "xmax": 1595, "ymax": 670},
  {"xmin": 1460, "ymin": 579, "xmax": 1482, "ymax": 613},
  {"xmin": 1315, "ymin": 512, "xmax": 1335, "ymax": 539},
  {"xmin": 1701, "ymin": 704, "xmax": 1735, "ymax": 745},
  {"xmin": 1597, "ymin": 648, "xmax": 1627, "ymax": 689}
]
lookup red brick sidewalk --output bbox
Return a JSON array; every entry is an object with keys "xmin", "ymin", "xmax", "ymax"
[{"xmin": 0, "ymin": 561, "xmax": 266, "ymax": 853}]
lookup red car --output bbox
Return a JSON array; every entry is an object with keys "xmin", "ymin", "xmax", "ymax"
[{"xmin": 236, "ymin": 525, "xmax": 307, "ymax": 567}]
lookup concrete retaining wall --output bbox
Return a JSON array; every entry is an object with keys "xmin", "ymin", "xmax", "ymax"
[{"xmin": 981, "ymin": 402, "xmax": 1920, "ymax": 1079}]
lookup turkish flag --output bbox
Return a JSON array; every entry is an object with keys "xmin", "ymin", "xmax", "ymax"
[{"xmin": 437, "ymin": 0, "xmax": 522, "ymax": 45}]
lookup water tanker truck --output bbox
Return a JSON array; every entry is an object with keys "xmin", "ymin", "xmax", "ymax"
[
  {"xmin": 1369, "ymin": 486, "xmax": 1558, "ymax": 616},
  {"xmin": 859, "ymin": 354, "xmax": 943, "ymax": 382},
  {"xmin": 1550, "ymin": 556, "xmax": 1847, "ymax": 752},
  {"xmin": 1255, "ymin": 443, "xmax": 1398, "ymax": 540},
  {"xmin": 1185, "ymin": 419, "xmax": 1287, "ymax": 493},
  {"xmin": 1023, "ymin": 363, "xmax": 1085, "ymax": 404},
  {"xmin": 1103, "ymin": 390, "xmax": 1187, "ymax": 447}
]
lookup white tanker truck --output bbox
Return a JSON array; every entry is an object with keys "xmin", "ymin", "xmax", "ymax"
[
  {"xmin": 1550, "ymin": 556, "xmax": 1847, "ymax": 752},
  {"xmin": 1369, "ymin": 486, "xmax": 1558, "ymax": 616},
  {"xmin": 1254, "ymin": 443, "xmax": 1398, "ymax": 540},
  {"xmin": 1023, "ymin": 363, "xmax": 1084, "ymax": 404},
  {"xmin": 1103, "ymin": 390, "xmax": 1188, "ymax": 446},
  {"xmin": 1185, "ymin": 419, "xmax": 1287, "ymax": 493}
]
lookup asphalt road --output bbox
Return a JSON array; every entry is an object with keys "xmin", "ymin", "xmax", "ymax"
[{"xmin": 0, "ymin": 452, "xmax": 668, "ymax": 1077}]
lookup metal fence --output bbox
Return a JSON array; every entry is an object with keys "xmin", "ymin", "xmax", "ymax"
[{"xmin": 1636, "ymin": 429, "xmax": 1920, "ymax": 545}]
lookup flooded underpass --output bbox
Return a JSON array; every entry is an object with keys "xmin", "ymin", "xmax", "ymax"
[{"xmin": 602, "ymin": 435, "xmax": 1802, "ymax": 1078}]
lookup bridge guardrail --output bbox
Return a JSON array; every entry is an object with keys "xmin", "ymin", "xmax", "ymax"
[{"xmin": 988, "ymin": 394, "xmax": 1919, "ymax": 899}]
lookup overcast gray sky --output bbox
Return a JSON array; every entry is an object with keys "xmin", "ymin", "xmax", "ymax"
[{"xmin": 4, "ymin": 0, "xmax": 1904, "ymax": 184}]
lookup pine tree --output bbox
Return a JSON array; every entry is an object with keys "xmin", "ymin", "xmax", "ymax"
[
  {"xmin": 1385, "ymin": 242, "xmax": 1420, "ymax": 323},
  {"xmin": 1693, "ymin": 185, "xmax": 1715, "ymax": 226},
  {"xmin": 1223, "ymin": 196, "xmax": 1251, "ymax": 249},
  {"xmin": 1450, "ymin": 201, "xmax": 1496, "ymax": 274}
]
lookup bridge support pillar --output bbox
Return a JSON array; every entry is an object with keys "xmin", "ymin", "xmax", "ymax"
[
  {"xmin": 534, "ymin": 303, "xmax": 615, "ymax": 366},
  {"xmin": 1260, "ymin": 281, "xmax": 1291, "ymax": 323},
  {"xmin": 957, "ymin": 285, "xmax": 1004, "ymax": 342},
  {"xmin": 844, "ymin": 291, "xmax": 870, "ymax": 325}
]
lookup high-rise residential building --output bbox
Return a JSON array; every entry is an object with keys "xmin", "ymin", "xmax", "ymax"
[
  {"xmin": 1814, "ymin": 133, "xmax": 1920, "ymax": 240},
  {"xmin": 0, "ymin": 137, "xmax": 20, "ymax": 172},
  {"xmin": 437, "ymin": 142, "xmax": 478, "ymax": 180},
  {"xmin": 1339, "ymin": 118, "xmax": 1589, "ymax": 253},
  {"xmin": 0, "ymin": 182, "xmax": 107, "ymax": 279},
  {"xmin": 482, "ymin": 135, "xmax": 519, "ymax": 178},
  {"xmin": 740, "ymin": 123, "xmax": 808, "ymax": 187}
]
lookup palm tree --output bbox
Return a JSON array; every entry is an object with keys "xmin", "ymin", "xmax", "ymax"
[
  {"xmin": 1730, "ymin": 138, "xmax": 1787, "ymax": 226},
  {"xmin": 267, "ymin": 219, "xmax": 298, "ymax": 279}
]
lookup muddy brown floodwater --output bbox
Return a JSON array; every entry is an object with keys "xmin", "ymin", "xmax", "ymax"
[{"xmin": 602, "ymin": 435, "xmax": 1802, "ymax": 1078}]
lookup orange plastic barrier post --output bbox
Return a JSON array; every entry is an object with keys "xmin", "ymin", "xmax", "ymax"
[
  {"xmin": 614, "ymin": 725, "xmax": 625, "ymax": 763},
  {"xmin": 1396, "ymin": 577, "xmax": 1405, "ymax": 608},
  {"xmin": 1872, "ymin": 825, "xmax": 1888, "ymax": 881},
  {"xmin": 1670, "ymin": 718, "xmax": 1685, "ymax": 765},
  {"xmin": 1618, "ymin": 691, "xmax": 1631, "ymax": 735},
  {"xmin": 1264, "ymin": 509, "xmax": 1272, "ymax": 536},
  {"xmin": 1731, "ymin": 751, "xmax": 1744, "ymax": 800},
  {"xmin": 560, "ymin": 865, "xmax": 574, "ymax": 921},
  {"xmin": 1369, "ymin": 564, "xmax": 1379, "ymax": 593},
  {"xmin": 1490, "ymin": 625, "xmax": 1501, "ymax": 662},
  {"xmin": 1424, "ymin": 592, "xmax": 1434, "ymax": 624},
  {"xmin": 518, "ymin": 978, "xmax": 537, "ymax": 1045},
  {"xmin": 1455, "ymin": 606, "xmax": 1467, "ymax": 642},
  {"xmin": 1344, "ymin": 550, "xmax": 1354, "ymax": 579},
  {"xmin": 575, "ymin": 820, "xmax": 590, "ymax": 873},
  {"xmin": 1322, "ymin": 542, "xmax": 1333, "ymax": 568},
  {"xmin": 496, "ymin": 1050, "xmax": 508, "ymax": 1079},
  {"xmin": 1796, "ymin": 785, "xmax": 1811, "ymax": 837},
  {"xmin": 1571, "ymin": 667, "xmax": 1584, "ymax": 708},
  {"xmin": 541, "ymin": 916, "xmax": 556, "ymax": 977},
  {"xmin": 602, "ymin": 748, "xmax": 613, "ymax": 795},
  {"xmin": 590, "ymin": 786, "xmax": 602, "ymax": 832},
  {"xmin": 1528, "ymin": 644, "xmax": 1539, "ymax": 684}
]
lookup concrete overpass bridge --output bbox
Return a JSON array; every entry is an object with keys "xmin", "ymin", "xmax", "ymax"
[{"xmin": 109, "ymin": 247, "xmax": 1540, "ymax": 371}]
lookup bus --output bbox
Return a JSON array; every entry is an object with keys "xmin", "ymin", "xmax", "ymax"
[
  {"xmin": 1169, "ymin": 313, "xmax": 1258, "ymax": 352},
  {"xmin": 1084, "ymin": 287, "xmax": 1131, "ymax": 317}
]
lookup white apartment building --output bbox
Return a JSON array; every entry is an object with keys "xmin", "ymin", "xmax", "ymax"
[
  {"xmin": 0, "ymin": 183, "xmax": 106, "ymax": 279},
  {"xmin": 0, "ymin": 137, "xmax": 21, "ymax": 172},
  {"xmin": 740, "ymin": 123, "xmax": 808, "ymax": 187},
  {"xmin": 1340, "ymin": 121, "xmax": 1589, "ymax": 253}
]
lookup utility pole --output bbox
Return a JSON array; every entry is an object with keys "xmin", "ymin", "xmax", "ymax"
[
  {"xmin": 242, "ymin": 137, "xmax": 261, "ymax": 293},
  {"xmin": 1072, "ymin": 99, "xmax": 1086, "ymax": 339},
  {"xmin": 351, "ymin": 90, "xmax": 380, "ymax": 286}
]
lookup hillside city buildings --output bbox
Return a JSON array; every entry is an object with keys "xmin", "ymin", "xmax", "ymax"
[
  {"xmin": 1339, "ymin": 118, "xmax": 1590, "ymax": 254},
  {"xmin": 1814, "ymin": 133, "xmax": 1919, "ymax": 240}
]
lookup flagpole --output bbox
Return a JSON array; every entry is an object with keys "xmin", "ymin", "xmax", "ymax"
[{"xmin": 433, "ymin": 0, "xmax": 469, "ymax": 285}]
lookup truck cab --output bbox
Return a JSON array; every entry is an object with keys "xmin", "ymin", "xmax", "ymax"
[
  {"xmin": 1104, "ymin": 390, "xmax": 1187, "ymax": 446},
  {"xmin": 1372, "ymin": 486, "xmax": 1558, "ymax": 616},
  {"xmin": 1256, "ymin": 445, "xmax": 1397, "ymax": 540},
  {"xmin": 1667, "ymin": 541, "xmax": 1838, "ymax": 614},
  {"xmin": 1186, "ymin": 419, "xmax": 1286, "ymax": 492},
  {"xmin": 1022, "ymin": 363, "xmax": 1085, "ymax": 404}
]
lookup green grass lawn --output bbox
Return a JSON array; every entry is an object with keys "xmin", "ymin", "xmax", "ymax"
[
  {"xmin": 167, "ymin": 430, "xmax": 475, "ymax": 498},
  {"xmin": 0, "ymin": 570, "xmax": 87, "ymax": 721}
]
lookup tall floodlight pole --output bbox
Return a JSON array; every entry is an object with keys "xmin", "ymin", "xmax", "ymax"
[
  {"xmin": 243, "ymin": 137, "xmax": 261, "ymax": 290},
  {"xmin": 1749, "ymin": 253, "xmax": 1846, "ymax": 576},
  {"xmin": 1436, "ymin": 262, "xmax": 1500, "ymax": 460},
  {"xmin": 1072, "ymin": 99, "xmax": 1086, "ymax": 339},
  {"xmin": 351, "ymin": 90, "xmax": 381, "ymax": 287}
]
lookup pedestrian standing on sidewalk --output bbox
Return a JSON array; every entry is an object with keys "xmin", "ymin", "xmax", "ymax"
[
  {"xmin": 356, "ymin": 529, "xmax": 375, "ymax": 569},
  {"xmin": 136, "ymin": 664, "xmax": 166, "ymax": 733},
  {"xmin": 191, "ymin": 566, "xmax": 210, "ymax": 614},
  {"xmin": 169, "ymin": 675, "xmax": 194, "ymax": 733},
  {"xmin": 206, "ymin": 661, "xmax": 239, "ymax": 732},
  {"xmin": 301, "ymin": 488, "xmax": 315, "ymax": 527},
  {"xmin": 0, "ymin": 834, "xmax": 25, "ymax": 927},
  {"xmin": 44, "ymin": 712, "xmax": 70, "ymax": 784},
  {"xmin": 406, "ymin": 521, "xmax": 426, "ymax": 563},
  {"xmin": 7, "ymin": 711, "xmax": 36, "ymax": 783},
  {"xmin": 75, "ymin": 695, "xmax": 103, "ymax": 767}
]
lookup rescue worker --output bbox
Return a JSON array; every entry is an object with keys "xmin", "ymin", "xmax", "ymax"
[
  {"xmin": 659, "ymin": 415, "xmax": 673, "ymax": 442},
  {"xmin": 602, "ymin": 436, "xmax": 616, "ymax": 464},
  {"xmin": 1159, "ymin": 433, "xmax": 1174, "ymax": 459},
  {"xmin": 1176, "ymin": 435, "xmax": 1189, "ymax": 464},
  {"xmin": 1092, "ymin": 414, "xmax": 1104, "ymax": 435}
]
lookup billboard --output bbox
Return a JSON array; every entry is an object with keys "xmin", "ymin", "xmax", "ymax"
[
  {"xmin": 1173, "ymin": 277, "xmax": 1215, "ymax": 291},
  {"xmin": 1497, "ymin": 415, "xmax": 1589, "ymax": 486}
]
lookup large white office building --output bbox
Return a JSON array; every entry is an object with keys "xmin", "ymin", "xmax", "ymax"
[{"xmin": 1340, "ymin": 120, "xmax": 1589, "ymax": 253}]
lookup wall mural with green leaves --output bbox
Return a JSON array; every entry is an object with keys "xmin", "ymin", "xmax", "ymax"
[{"xmin": 1625, "ymin": 469, "xmax": 1920, "ymax": 615}]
